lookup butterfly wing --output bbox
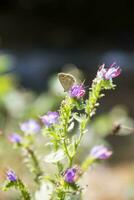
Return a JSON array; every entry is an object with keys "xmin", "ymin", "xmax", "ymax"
[{"xmin": 58, "ymin": 73, "xmax": 76, "ymax": 91}]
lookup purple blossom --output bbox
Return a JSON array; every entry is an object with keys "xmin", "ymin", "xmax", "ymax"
[
  {"xmin": 6, "ymin": 170, "xmax": 17, "ymax": 182},
  {"xmin": 9, "ymin": 133, "xmax": 22, "ymax": 143},
  {"xmin": 20, "ymin": 119, "xmax": 40, "ymax": 134},
  {"xmin": 41, "ymin": 111, "xmax": 59, "ymax": 127},
  {"xmin": 90, "ymin": 145, "xmax": 112, "ymax": 160},
  {"xmin": 97, "ymin": 63, "xmax": 121, "ymax": 80},
  {"xmin": 64, "ymin": 167, "xmax": 77, "ymax": 183},
  {"xmin": 69, "ymin": 84, "xmax": 85, "ymax": 99}
]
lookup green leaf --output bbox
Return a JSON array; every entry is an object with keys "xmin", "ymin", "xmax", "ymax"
[
  {"xmin": 68, "ymin": 122, "xmax": 75, "ymax": 132},
  {"xmin": 44, "ymin": 149, "xmax": 65, "ymax": 163},
  {"xmin": 73, "ymin": 113, "xmax": 86, "ymax": 123},
  {"xmin": 35, "ymin": 182, "xmax": 53, "ymax": 200},
  {"xmin": 65, "ymin": 193, "xmax": 82, "ymax": 200}
]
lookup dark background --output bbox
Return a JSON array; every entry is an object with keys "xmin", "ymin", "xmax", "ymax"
[
  {"xmin": 0, "ymin": 0, "xmax": 133, "ymax": 114},
  {"xmin": 0, "ymin": 0, "xmax": 133, "ymax": 49}
]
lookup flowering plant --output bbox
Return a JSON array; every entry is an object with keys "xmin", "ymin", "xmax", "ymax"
[{"xmin": 1, "ymin": 63, "xmax": 121, "ymax": 200}]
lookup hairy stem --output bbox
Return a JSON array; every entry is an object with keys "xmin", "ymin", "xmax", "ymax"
[{"xmin": 26, "ymin": 147, "xmax": 42, "ymax": 185}]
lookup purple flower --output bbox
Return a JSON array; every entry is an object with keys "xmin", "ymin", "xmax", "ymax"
[
  {"xmin": 90, "ymin": 145, "xmax": 112, "ymax": 160},
  {"xmin": 64, "ymin": 167, "xmax": 77, "ymax": 183},
  {"xmin": 20, "ymin": 119, "xmax": 40, "ymax": 134},
  {"xmin": 69, "ymin": 84, "xmax": 85, "ymax": 99},
  {"xmin": 9, "ymin": 133, "xmax": 22, "ymax": 143},
  {"xmin": 41, "ymin": 111, "xmax": 59, "ymax": 127},
  {"xmin": 6, "ymin": 170, "xmax": 17, "ymax": 182},
  {"xmin": 97, "ymin": 63, "xmax": 121, "ymax": 80}
]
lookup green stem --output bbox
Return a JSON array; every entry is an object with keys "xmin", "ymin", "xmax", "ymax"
[
  {"xmin": 76, "ymin": 117, "xmax": 89, "ymax": 149},
  {"xmin": 3, "ymin": 179, "xmax": 31, "ymax": 200},
  {"xmin": 59, "ymin": 97, "xmax": 74, "ymax": 166},
  {"xmin": 81, "ymin": 157, "xmax": 95, "ymax": 172},
  {"xmin": 71, "ymin": 80, "xmax": 106, "ymax": 164},
  {"xmin": 17, "ymin": 180, "xmax": 31, "ymax": 200},
  {"xmin": 63, "ymin": 139, "xmax": 72, "ymax": 167},
  {"xmin": 26, "ymin": 147, "xmax": 42, "ymax": 185},
  {"xmin": 85, "ymin": 79, "xmax": 103, "ymax": 117},
  {"xmin": 70, "ymin": 117, "xmax": 89, "ymax": 165}
]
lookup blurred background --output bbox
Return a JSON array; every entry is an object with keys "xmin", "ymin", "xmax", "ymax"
[{"xmin": 0, "ymin": 1, "xmax": 134, "ymax": 199}]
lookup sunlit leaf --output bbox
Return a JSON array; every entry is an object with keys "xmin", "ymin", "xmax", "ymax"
[{"xmin": 44, "ymin": 149, "xmax": 65, "ymax": 163}]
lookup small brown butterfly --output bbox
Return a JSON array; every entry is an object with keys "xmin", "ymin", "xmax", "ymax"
[{"xmin": 58, "ymin": 73, "xmax": 76, "ymax": 92}]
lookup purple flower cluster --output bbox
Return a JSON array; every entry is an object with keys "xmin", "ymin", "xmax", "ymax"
[
  {"xmin": 69, "ymin": 84, "xmax": 85, "ymax": 99},
  {"xmin": 90, "ymin": 145, "xmax": 112, "ymax": 160},
  {"xmin": 64, "ymin": 167, "xmax": 77, "ymax": 183},
  {"xmin": 20, "ymin": 119, "xmax": 40, "ymax": 134},
  {"xmin": 97, "ymin": 63, "xmax": 121, "ymax": 80},
  {"xmin": 41, "ymin": 111, "xmax": 59, "ymax": 127},
  {"xmin": 6, "ymin": 170, "xmax": 17, "ymax": 182},
  {"xmin": 9, "ymin": 133, "xmax": 22, "ymax": 144}
]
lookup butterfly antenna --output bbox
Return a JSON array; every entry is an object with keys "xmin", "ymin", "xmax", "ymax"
[{"xmin": 80, "ymin": 80, "xmax": 89, "ymax": 89}]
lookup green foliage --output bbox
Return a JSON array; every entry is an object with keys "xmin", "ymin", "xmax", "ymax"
[
  {"xmin": 40, "ymin": 72, "xmax": 116, "ymax": 199},
  {"xmin": 2, "ymin": 179, "xmax": 31, "ymax": 200},
  {"xmin": 1, "ymin": 65, "xmax": 120, "ymax": 200},
  {"xmin": 85, "ymin": 78, "xmax": 115, "ymax": 117}
]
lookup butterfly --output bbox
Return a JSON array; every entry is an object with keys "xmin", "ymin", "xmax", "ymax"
[{"xmin": 58, "ymin": 73, "xmax": 76, "ymax": 92}]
